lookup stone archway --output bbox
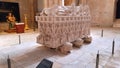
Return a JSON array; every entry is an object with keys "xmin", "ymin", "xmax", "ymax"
[
  {"xmin": 113, "ymin": 0, "xmax": 120, "ymax": 27},
  {"xmin": 116, "ymin": 0, "xmax": 120, "ymax": 19}
]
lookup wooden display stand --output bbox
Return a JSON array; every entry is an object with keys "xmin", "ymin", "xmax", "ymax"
[{"xmin": 15, "ymin": 23, "xmax": 25, "ymax": 33}]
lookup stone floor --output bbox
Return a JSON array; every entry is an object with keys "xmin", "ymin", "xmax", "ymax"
[{"xmin": 0, "ymin": 27, "xmax": 120, "ymax": 68}]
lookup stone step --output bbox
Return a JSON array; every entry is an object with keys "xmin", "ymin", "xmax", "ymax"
[
  {"xmin": 113, "ymin": 19, "xmax": 120, "ymax": 27},
  {"xmin": 113, "ymin": 23, "xmax": 120, "ymax": 27}
]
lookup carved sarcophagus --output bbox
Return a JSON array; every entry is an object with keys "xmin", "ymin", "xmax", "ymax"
[{"xmin": 36, "ymin": 5, "xmax": 91, "ymax": 48}]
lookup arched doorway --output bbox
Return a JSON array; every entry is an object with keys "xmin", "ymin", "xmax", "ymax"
[
  {"xmin": 116, "ymin": 0, "xmax": 120, "ymax": 19},
  {"xmin": 113, "ymin": 0, "xmax": 120, "ymax": 27}
]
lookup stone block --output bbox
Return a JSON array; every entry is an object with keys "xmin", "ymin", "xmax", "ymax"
[
  {"xmin": 59, "ymin": 42, "xmax": 73, "ymax": 54},
  {"xmin": 83, "ymin": 35, "xmax": 92, "ymax": 43},
  {"xmin": 72, "ymin": 38, "xmax": 83, "ymax": 47}
]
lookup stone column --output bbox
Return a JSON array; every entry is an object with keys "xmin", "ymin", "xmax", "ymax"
[
  {"xmin": 81, "ymin": 0, "xmax": 87, "ymax": 5},
  {"xmin": 54, "ymin": 0, "xmax": 57, "ymax": 5},
  {"xmin": 58, "ymin": 0, "xmax": 62, "ymax": 6},
  {"xmin": 44, "ymin": 0, "xmax": 63, "ymax": 8},
  {"xmin": 75, "ymin": 0, "xmax": 81, "ymax": 5},
  {"xmin": 44, "ymin": 0, "xmax": 48, "ymax": 8}
]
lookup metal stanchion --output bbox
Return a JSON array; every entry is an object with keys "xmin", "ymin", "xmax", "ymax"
[
  {"xmin": 7, "ymin": 55, "xmax": 11, "ymax": 68},
  {"xmin": 19, "ymin": 35, "xmax": 21, "ymax": 44},
  {"xmin": 96, "ymin": 51, "xmax": 99, "ymax": 68},
  {"xmin": 101, "ymin": 29, "xmax": 103, "ymax": 37},
  {"xmin": 112, "ymin": 39, "xmax": 115, "ymax": 55}
]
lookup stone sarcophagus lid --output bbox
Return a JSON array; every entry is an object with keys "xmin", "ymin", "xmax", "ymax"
[{"xmin": 36, "ymin": 4, "xmax": 92, "ymax": 49}]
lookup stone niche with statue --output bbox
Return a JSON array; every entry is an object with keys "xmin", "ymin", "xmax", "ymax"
[{"xmin": 35, "ymin": 4, "xmax": 92, "ymax": 54}]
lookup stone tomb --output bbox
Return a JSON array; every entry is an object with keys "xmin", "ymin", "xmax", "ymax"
[{"xmin": 36, "ymin": 4, "xmax": 92, "ymax": 53}]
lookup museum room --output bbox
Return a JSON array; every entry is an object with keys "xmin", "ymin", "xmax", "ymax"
[{"xmin": 0, "ymin": 0, "xmax": 120, "ymax": 68}]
